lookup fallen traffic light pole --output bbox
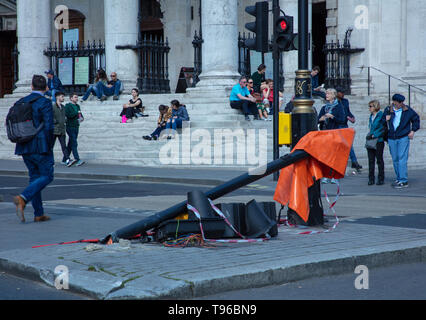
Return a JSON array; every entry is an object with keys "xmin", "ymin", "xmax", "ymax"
[{"xmin": 101, "ymin": 150, "xmax": 310, "ymax": 244}]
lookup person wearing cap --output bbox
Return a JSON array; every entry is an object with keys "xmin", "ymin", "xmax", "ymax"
[
  {"xmin": 45, "ymin": 70, "xmax": 64, "ymax": 101},
  {"xmin": 382, "ymin": 94, "xmax": 420, "ymax": 189}
]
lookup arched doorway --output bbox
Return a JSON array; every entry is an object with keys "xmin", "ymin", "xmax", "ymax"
[
  {"xmin": 55, "ymin": 9, "xmax": 86, "ymax": 47},
  {"xmin": 139, "ymin": 0, "xmax": 164, "ymax": 40}
]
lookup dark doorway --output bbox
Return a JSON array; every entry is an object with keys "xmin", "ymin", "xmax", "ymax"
[
  {"xmin": 312, "ymin": 2, "xmax": 327, "ymax": 85},
  {"xmin": 0, "ymin": 30, "xmax": 17, "ymax": 98},
  {"xmin": 139, "ymin": 0, "xmax": 164, "ymax": 40}
]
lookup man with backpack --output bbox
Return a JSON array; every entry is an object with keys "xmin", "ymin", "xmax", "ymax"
[{"xmin": 11, "ymin": 75, "xmax": 54, "ymax": 223}]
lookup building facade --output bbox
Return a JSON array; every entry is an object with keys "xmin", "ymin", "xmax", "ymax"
[{"xmin": 0, "ymin": 0, "xmax": 425, "ymax": 99}]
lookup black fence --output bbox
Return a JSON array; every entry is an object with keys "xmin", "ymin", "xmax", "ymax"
[
  {"xmin": 323, "ymin": 29, "xmax": 364, "ymax": 95},
  {"xmin": 136, "ymin": 35, "xmax": 170, "ymax": 94},
  {"xmin": 117, "ymin": 35, "xmax": 171, "ymax": 94},
  {"xmin": 44, "ymin": 41, "xmax": 106, "ymax": 95}
]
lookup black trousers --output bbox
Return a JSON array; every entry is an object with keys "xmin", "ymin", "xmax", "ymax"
[
  {"xmin": 367, "ymin": 141, "xmax": 385, "ymax": 181},
  {"xmin": 53, "ymin": 134, "xmax": 70, "ymax": 162},
  {"xmin": 230, "ymin": 100, "xmax": 258, "ymax": 116}
]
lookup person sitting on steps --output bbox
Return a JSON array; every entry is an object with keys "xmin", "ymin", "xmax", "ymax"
[
  {"xmin": 100, "ymin": 72, "xmax": 123, "ymax": 101},
  {"xmin": 143, "ymin": 104, "xmax": 172, "ymax": 141},
  {"xmin": 120, "ymin": 88, "xmax": 142, "ymax": 123},
  {"xmin": 81, "ymin": 69, "xmax": 108, "ymax": 102},
  {"xmin": 165, "ymin": 100, "xmax": 190, "ymax": 139}
]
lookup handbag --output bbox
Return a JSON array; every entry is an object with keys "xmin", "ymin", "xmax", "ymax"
[{"xmin": 365, "ymin": 136, "xmax": 378, "ymax": 150}]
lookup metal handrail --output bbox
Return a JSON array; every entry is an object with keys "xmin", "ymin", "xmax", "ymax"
[{"xmin": 359, "ymin": 65, "xmax": 426, "ymax": 106}]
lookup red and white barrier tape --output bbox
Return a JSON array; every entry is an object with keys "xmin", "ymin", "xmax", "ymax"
[{"xmin": 280, "ymin": 181, "xmax": 341, "ymax": 235}]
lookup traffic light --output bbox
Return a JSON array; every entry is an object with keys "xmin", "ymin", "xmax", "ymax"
[
  {"xmin": 274, "ymin": 14, "xmax": 296, "ymax": 52},
  {"xmin": 245, "ymin": 1, "xmax": 269, "ymax": 52}
]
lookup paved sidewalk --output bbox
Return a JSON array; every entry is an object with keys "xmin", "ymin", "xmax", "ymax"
[{"xmin": 1, "ymin": 159, "xmax": 426, "ymax": 299}]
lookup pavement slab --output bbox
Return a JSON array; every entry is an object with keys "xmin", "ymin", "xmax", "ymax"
[{"xmin": 1, "ymin": 222, "xmax": 425, "ymax": 300}]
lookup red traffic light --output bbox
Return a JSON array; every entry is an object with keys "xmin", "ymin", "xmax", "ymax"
[
  {"xmin": 276, "ymin": 15, "xmax": 293, "ymax": 34},
  {"xmin": 279, "ymin": 20, "xmax": 287, "ymax": 31}
]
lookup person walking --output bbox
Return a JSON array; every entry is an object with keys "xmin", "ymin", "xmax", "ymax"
[
  {"xmin": 52, "ymin": 91, "xmax": 70, "ymax": 165},
  {"xmin": 382, "ymin": 94, "xmax": 420, "ymax": 188},
  {"xmin": 366, "ymin": 100, "xmax": 385, "ymax": 186},
  {"xmin": 336, "ymin": 87, "xmax": 362, "ymax": 172},
  {"xmin": 65, "ymin": 93, "xmax": 85, "ymax": 167},
  {"xmin": 13, "ymin": 75, "xmax": 54, "ymax": 223}
]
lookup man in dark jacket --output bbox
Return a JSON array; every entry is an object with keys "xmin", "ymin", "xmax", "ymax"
[
  {"xmin": 13, "ymin": 75, "xmax": 54, "ymax": 223},
  {"xmin": 65, "ymin": 93, "xmax": 85, "ymax": 167},
  {"xmin": 45, "ymin": 70, "xmax": 64, "ymax": 100},
  {"xmin": 53, "ymin": 91, "xmax": 70, "ymax": 165},
  {"xmin": 382, "ymin": 94, "xmax": 420, "ymax": 188},
  {"xmin": 336, "ymin": 87, "xmax": 362, "ymax": 171}
]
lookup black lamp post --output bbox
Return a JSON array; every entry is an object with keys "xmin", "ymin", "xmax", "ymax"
[{"xmin": 288, "ymin": 0, "xmax": 324, "ymax": 226}]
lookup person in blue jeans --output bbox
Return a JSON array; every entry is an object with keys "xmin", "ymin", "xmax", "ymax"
[
  {"xmin": 336, "ymin": 87, "xmax": 362, "ymax": 171},
  {"xmin": 382, "ymin": 94, "xmax": 420, "ymax": 189},
  {"xmin": 99, "ymin": 72, "xmax": 122, "ymax": 100},
  {"xmin": 65, "ymin": 93, "xmax": 85, "ymax": 167},
  {"xmin": 165, "ymin": 100, "xmax": 190, "ymax": 139},
  {"xmin": 81, "ymin": 69, "xmax": 108, "ymax": 102},
  {"xmin": 45, "ymin": 69, "xmax": 64, "ymax": 101},
  {"xmin": 13, "ymin": 75, "xmax": 54, "ymax": 223}
]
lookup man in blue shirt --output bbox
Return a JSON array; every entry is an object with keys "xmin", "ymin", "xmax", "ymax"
[
  {"xmin": 382, "ymin": 94, "xmax": 420, "ymax": 189},
  {"xmin": 14, "ymin": 75, "xmax": 54, "ymax": 223},
  {"xmin": 230, "ymin": 76, "xmax": 258, "ymax": 121}
]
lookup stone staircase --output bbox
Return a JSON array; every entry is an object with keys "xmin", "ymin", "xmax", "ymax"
[{"xmin": 0, "ymin": 90, "xmax": 425, "ymax": 170}]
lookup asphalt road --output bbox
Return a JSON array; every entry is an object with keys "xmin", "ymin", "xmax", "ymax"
[{"xmin": 199, "ymin": 262, "xmax": 426, "ymax": 300}]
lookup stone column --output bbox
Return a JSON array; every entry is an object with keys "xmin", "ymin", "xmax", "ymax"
[
  {"xmin": 104, "ymin": 0, "xmax": 139, "ymax": 92},
  {"xmin": 14, "ymin": 0, "xmax": 51, "ymax": 94},
  {"xmin": 189, "ymin": 0, "xmax": 240, "ymax": 93}
]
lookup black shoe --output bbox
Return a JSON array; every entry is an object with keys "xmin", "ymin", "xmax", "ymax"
[
  {"xmin": 113, "ymin": 95, "xmax": 119, "ymax": 101},
  {"xmin": 143, "ymin": 135, "xmax": 152, "ymax": 141},
  {"xmin": 152, "ymin": 135, "xmax": 158, "ymax": 141},
  {"xmin": 368, "ymin": 178, "xmax": 375, "ymax": 186},
  {"xmin": 394, "ymin": 181, "xmax": 408, "ymax": 189},
  {"xmin": 376, "ymin": 180, "xmax": 384, "ymax": 186},
  {"xmin": 352, "ymin": 163, "xmax": 362, "ymax": 170},
  {"xmin": 244, "ymin": 115, "xmax": 251, "ymax": 121}
]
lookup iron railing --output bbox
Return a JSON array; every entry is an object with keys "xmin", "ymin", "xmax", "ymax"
[
  {"xmin": 360, "ymin": 66, "xmax": 426, "ymax": 107},
  {"xmin": 323, "ymin": 28, "xmax": 364, "ymax": 94},
  {"xmin": 44, "ymin": 40, "xmax": 106, "ymax": 95},
  {"xmin": 117, "ymin": 35, "xmax": 171, "ymax": 94}
]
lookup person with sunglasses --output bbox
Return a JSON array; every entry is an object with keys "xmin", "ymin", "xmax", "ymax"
[
  {"xmin": 230, "ymin": 76, "xmax": 258, "ymax": 121},
  {"xmin": 100, "ymin": 72, "xmax": 123, "ymax": 101}
]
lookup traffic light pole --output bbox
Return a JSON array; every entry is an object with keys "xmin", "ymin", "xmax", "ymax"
[
  {"xmin": 272, "ymin": 0, "xmax": 281, "ymax": 181},
  {"xmin": 288, "ymin": 0, "xmax": 324, "ymax": 225}
]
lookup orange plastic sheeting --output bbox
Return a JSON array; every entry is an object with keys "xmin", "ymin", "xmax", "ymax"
[{"xmin": 274, "ymin": 128, "xmax": 355, "ymax": 222}]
